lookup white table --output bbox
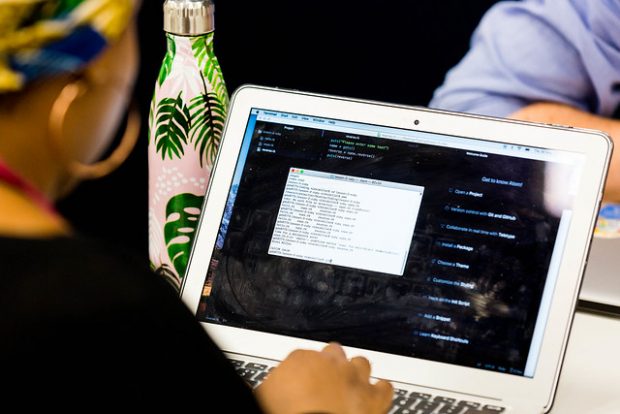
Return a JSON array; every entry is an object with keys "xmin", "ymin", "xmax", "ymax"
[{"xmin": 552, "ymin": 311, "xmax": 620, "ymax": 413}]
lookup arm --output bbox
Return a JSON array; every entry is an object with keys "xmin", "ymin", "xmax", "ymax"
[
  {"xmin": 430, "ymin": 0, "xmax": 620, "ymax": 118},
  {"xmin": 511, "ymin": 103, "xmax": 620, "ymax": 202},
  {"xmin": 430, "ymin": 0, "xmax": 620, "ymax": 199}
]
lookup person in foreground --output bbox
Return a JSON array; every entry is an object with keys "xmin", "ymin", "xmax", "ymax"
[
  {"xmin": 0, "ymin": 1, "xmax": 392, "ymax": 412},
  {"xmin": 430, "ymin": 0, "xmax": 620, "ymax": 201}
]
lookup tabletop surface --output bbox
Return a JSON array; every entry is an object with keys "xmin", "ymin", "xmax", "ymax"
[{"xmin": 552, "ymin": 311, "xmax": 620, "ymax": 413}]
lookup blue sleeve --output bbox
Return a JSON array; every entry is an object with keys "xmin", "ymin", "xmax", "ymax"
[{"xmin": 429, "ymin": 0, "xmax": 620, "ymax": 118}]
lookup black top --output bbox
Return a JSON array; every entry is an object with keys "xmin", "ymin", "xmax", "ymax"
[{"xmin": 0, "ymin": 236, "xmax": 263, "ymax": 412}]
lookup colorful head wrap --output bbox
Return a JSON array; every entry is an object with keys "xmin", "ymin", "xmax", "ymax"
[{"xmin": 0, "ymin": 0, "xmax": 133, "ymax": 93}]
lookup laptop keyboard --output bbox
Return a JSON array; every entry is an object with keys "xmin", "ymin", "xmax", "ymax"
[
  {"xmin": 230, "ymin": 358, "xmax": 276, "ymax": 388},
  {"xmin": 229, "ymin": 357, "xmax": 506, "ymax": 414},
  {"xmin": 390, "ymin": 392, "xmax": 504, "ymax": 414}
]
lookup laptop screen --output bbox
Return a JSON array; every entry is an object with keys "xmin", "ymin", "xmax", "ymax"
[{"xmin": 196, "ymin": 108, "xmax": 584, "ymax": 378}]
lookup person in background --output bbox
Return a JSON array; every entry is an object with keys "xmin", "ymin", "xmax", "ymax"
[
  {"xmin": 430, "ymin": 0, "xmax": 620, "ymax": 201},
  {"xmin": 0, "ymin": 1, "xmax": 392, "ymax": 412}
]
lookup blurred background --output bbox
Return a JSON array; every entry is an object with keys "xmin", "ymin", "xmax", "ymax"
[{"xmin": 57, "ymin": 0, "xmax": 499, "ymax": 259}]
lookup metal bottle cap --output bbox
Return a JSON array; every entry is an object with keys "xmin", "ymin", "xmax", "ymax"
[{"xmin": 164, "ymin": 0, "xmax": 215, "ymax": 36}]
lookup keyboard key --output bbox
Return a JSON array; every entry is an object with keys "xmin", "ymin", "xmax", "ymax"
[
  {"xmin": 393, "ymin": 408, "xmax": 414, "ymax": 414},
  {"xmin": 410, "ymin": 392, "xmax": 432, "ymax": 400},
  {"xmin": 229, "ymin": 359, "xmax": 245, "ymax": 368},
  {"xmin": 255, "ymin": 372, "xmax": 269, "ymax": 382},
  {"xmin": 437, "ymin": 405, "xmax": 480, "ymax": 414},
  {"xmin": 457, "ymin": 401, "xmax": 480, "ymax": 408},
  {"xmin": 413, "ymin": 400, "xmax": 440, "ymax": 413},
  {"xmin": 459, "ymin": 409, "xmax": 481, "ymax": 414},
  {"xmin": 437, "ymin": 405, "xmax": 466, "ymax": 414},
  {"xmin": 246, "ymin": 362, "xmax": 268, "ymax": 371},
  {"xmin": 434, "ymin": 396, "xmax": 456, "ymax": 404},
  {"xmin": 394, "ymin": 388, "xmax": 409, "ymax": 396},
  {"xmin": 481, "ymin": 405, "xmax": 505, "ymax": 413},
  {"xmin": 393, "ymin": 396, "xmax": 414, "ymax": 408},
  {"xmin": 236, "ymin": 368, "xmax": 258, "ymax": 380}
]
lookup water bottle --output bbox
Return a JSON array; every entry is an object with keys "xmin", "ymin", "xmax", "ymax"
[{"xmin": 148, "ymin": 0, "xmax": 229, "ymax": 289}]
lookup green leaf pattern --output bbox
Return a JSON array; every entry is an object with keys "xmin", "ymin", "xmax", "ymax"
[
  {"xmin": 154, "ymin": 92, "xmax": 192, "ymax": 160},
  {"xmin": 152, "ymin": 34, "xmax": 229, "ymax": 164},
  {"xmin": 191, "ymin": 33, "xmax": 229, "ymax": 107},
  {"xmin": 164, "ymin": 193, "xmax": 204, "ymax": 279},
  {"xmin": 147, "ymin": 90, "xmax": 155, "ymax": 145},
  {"xmin": 157, "ymin": 34, "xmax": 176, "ymax": 86},
  {"xmin": 189, "ymin": 92, "xmax": 226, "ymax": 167}
]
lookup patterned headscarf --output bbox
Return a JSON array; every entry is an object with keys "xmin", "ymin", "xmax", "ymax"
[{"xmin": 0, "ymin": 0, "xmax": 133, "ymax": 93}]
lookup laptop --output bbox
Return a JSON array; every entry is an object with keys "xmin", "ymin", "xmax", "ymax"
[
  {"xmin": 580, "ymin": 236, "xmax": 620, "ymax": 315},
  {"xmin": 180, "ymin": 85, "xmax": 612, "ymax": 413}
]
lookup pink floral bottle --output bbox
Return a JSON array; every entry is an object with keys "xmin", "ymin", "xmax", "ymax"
[{"xmin": 148, "ymin": 0, "xmax": 228, "ymax": 289}]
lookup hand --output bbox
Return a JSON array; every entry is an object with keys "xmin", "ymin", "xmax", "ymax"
[{"xmin": 255, "ymin": 343, "xmax": 393, "ymax": 414}]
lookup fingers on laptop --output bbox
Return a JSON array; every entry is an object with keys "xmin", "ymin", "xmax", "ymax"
[
  {"xmin": 321, "ymin": 342, "xmax": 347, "ymax": 361},
  {"xmin": 373, "ymin": 379, "xmax": 394, "ymax": 413},
  {"xmin": 319, "ymin": 344, "xmax": 394, "ymax": 413},
  {"xmin": 257, "ymin": 344, "xmax": 393, "ymax": 414},
  {"xmin": 320, "ymin": 344, "xmax": 391, "ymax": 391},
  {"xmin": 348, "ymin": 356, "xmax": 393, "ymax": 413},
  {"xmin": 350, "ymin": 356, "xmax": 371, "ymax": 380}
]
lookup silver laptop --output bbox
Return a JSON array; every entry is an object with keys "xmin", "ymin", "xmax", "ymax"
[{"xmin": 181, "ymin": 86, "xmax": 611, "ymax": 413}]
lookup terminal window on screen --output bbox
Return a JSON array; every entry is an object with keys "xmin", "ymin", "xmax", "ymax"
[
  {"xmin": 268, "ymin": 168, "xmax": 423, "ymax": 276},
  {"xmin": 197, "ymin": 111, "xmax": 576, "ymax": 377}
]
